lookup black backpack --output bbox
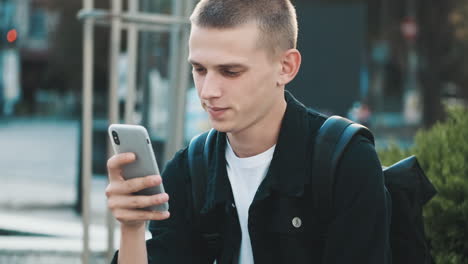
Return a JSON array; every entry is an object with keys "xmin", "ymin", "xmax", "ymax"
[{"xmin": 188, "ymin": 115, "xmax": 437, "ymax": 264}]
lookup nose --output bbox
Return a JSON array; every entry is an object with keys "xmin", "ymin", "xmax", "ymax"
[{"xmin": 199, "ymin": 71, "xmax": 222, "ymax": 100}]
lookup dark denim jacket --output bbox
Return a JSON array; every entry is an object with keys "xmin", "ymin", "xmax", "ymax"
[{"xmin": 112, "ymin": 91, "xmax": 391, "ymax": 264}]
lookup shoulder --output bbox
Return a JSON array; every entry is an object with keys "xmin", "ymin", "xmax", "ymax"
[
  {"xmin": 163, "ymin": 147, "xmax": 189, "ymax": 172},
  {"xmin": 334, "ymin": 134, "xmax": 384, "ymax": 206},
  {"xmin": 161, "ymin": 147, "xmax": 190, "ymax": 186},
  {"xmin": 304, "ymin": 107, "xmax": 328, "ymax": 132},
  {"xmin": 337, "ymin": 133, "xmax": 381, "ymax": 181},
  {"xmin": 340, "ymin": 134, "xmax": 379, "ymax": 170}
]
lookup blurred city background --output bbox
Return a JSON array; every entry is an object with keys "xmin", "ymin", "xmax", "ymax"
[{"xmin": 0, "ymin": 0, "xmax": 467, "ymax": 263}]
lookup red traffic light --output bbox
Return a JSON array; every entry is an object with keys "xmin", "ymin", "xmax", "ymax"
[{"xmin": 7, "ymin": 29, "xmax": 18, "ymax": 43}]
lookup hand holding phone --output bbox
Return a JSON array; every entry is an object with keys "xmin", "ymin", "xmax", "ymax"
[{"xmin": 107, "ymin": 124, "xmax": 169, "ymax": 212}]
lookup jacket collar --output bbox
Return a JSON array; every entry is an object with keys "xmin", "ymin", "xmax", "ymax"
[{"xmin": 201, "ymin": 90, "xmax": 324, "ymax": 213}]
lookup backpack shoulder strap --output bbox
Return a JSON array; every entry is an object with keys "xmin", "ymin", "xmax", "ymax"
[
  {"xmin": 187, "ymin": 129, "xmax": 221, "ymax": 261},
  {"xmin": 187, "ymin": 128, "xmax": 216, "ymax": 217},
  {"xmin": 313, "ymin": 115, "xmax": 374, "ymax": 224}
]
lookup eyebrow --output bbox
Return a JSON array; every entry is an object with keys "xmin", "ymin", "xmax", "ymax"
[
  {"xmin": 188, "ymin": 60, "xmax": 247, "ymax": 69},
  {"xmin": 188, "ymin": 60, "xmax": 202, "ymax": 66}
]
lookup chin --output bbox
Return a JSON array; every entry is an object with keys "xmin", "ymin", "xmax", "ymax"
[{"xmin": 209, "ymin": 120, "xmax": 234, "ymax": 133}]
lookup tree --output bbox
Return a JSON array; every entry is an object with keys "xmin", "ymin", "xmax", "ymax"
[{"xmin": 379, "ymin": 105, "xmax": 468, "ymax": 263}]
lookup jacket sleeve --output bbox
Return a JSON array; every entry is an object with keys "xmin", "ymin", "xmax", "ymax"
[
  {"xmin": 111, "ymin": 148, "xmax": 210, "ymax": 264},
  {"xmin": 321, "ymin": 136, "xmax": 392, "ymax": 264}
]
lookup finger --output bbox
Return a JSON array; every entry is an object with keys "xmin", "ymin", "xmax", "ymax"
[
  {"xmin": 107, "ymin": 153, "xmax": 136, "ymax": 180},
  {"xmin": 113, "ymin": 208, "xmax": 170, "ymax": 222},
  {"xmin": 105, "ymin": 175, "xmax": 162, "ymax": 196},
  {"xmin": 108, "ymin": 193, "xmax": 169, "ymax": 210},
  {"xmin": 123, "ymin": 175, "xmax": 162, "ymax": 194}
]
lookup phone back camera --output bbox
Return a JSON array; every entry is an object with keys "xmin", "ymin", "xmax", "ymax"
[{"xmin": 112, "ymin": 131, "xmax": 120, "ymax": 145}]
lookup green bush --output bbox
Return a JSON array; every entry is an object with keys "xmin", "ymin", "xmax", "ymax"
[{"xmin": 378, "ymin": 105, "xmax": 468, "ymax": 264}]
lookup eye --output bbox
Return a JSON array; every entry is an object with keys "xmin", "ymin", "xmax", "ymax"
[
  {"xmin": 193, "ymin": 67, "xmax": 206, "ymax": 75},
  {"xmin": 222, "ymin": 69, "xmax": 241, "ymax": 77}
]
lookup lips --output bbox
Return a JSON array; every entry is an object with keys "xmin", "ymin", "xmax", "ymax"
[
  {"xmin": 207, "ymin": 106, "xmax": 229, "ymax": 118},
  {"xmin": 209, "ymin": 106, "xmax": 229, "ymax": 111}
]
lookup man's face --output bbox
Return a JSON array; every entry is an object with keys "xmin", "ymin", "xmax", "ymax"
[{"xmin": 188, "ymin": 23, "xmax": 283, "ymax": 134}]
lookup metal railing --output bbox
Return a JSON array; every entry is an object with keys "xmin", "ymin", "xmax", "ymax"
[{"xmin": 78, "ymin": 0, "xmax": 195, "ymax": 263}]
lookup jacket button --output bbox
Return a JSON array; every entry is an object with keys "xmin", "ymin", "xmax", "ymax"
[
  {"xmin": 231, "ymin": 203, "xmax": 236, "ymax": 208},
  {"xmin": 292, "ymin": 217, "xmax": 302, "ymax": 228}
]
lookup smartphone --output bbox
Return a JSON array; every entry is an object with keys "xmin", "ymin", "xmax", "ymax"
[{"xmin": 108, "ymin": 124, "xmax": 168, "ymax": 211}]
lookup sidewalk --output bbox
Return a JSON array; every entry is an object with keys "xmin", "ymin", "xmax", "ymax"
[
  {"xmin": 0, "ymin": 117, "xmax": 123, "ymax": 263},
  {"xmin": 0, "ymin": 118, "xmax": 109, "ymax": 221}
]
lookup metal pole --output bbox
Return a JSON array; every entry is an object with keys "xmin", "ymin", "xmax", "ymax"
[
  {"xmin": 163, "ymin": 0, "xmax": 184, "ymax": 163},
  {"xmin": 172, "ymin": 0, "xmax": 194, "ymax": 148},
  {"xmin": 120, "ymin": 11, "xmax": 188, "ymax": 25},
  {"xmin": 106, "ymin": 0, "xmax": 122, "ymax": 262},
  {"xmin": 172, "ymin": 0, "xmax": 193, "ymax": 144},
  {"xmin": 77, "ymin": 9, "xmax": 189, "ymax": 25},
  {"xmin": 139, "ymin": 0, "xmax": 150, "ymax": 129},
  {"xmin": 125, "ymin": 0, "xmax": 139, "ymax": 124},
  {"xmin": 91, "ymin": 19, "xmax": 172, "ymax": 33},
  {"xmin": 81, "ymin": 0, "xmax": 94, "ymax": 263}
]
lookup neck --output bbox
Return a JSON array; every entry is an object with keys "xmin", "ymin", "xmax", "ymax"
[{"xmin": 227, "ymin": 96, "xmax": 287, "ymax": 158}]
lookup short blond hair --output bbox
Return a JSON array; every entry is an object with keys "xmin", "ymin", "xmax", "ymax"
[{"xmin": 190, "ymin": 0, "xmax": 298, "ymax": 58}]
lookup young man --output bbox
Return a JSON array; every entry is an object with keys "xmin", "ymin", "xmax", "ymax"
[{"xmin": 106, "ymin": 0, "xmax": 391, "ymax": 263}]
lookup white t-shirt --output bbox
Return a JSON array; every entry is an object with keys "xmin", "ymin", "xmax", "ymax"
[{"xmin": 225, "ymin": 138, "xmax": 276, "ymax": 264}]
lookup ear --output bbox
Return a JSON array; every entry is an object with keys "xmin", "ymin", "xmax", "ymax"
[{"xmin": 277, "ymin": 49, "xmax": 302, "ymax": 87}]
